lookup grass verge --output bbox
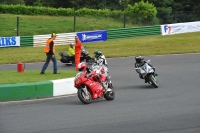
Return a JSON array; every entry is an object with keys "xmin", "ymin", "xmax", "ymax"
[
  {"xmin": 0, "ymin": 14, "xmax": 134, "ymax": 37},
  {"xmin": 0, "ymin": 32, "xmax": 200, "ymax": 65},
  {"xmin": 0, "ymin": 70, "xmax": 77, "ymax": 84}
]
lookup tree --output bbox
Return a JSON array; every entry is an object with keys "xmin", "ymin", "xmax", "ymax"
[
  {"xmin": 147, "ymin": 0, "xmax": 174, "ymax": 24},
  {"xmin": 1, "ymin": 0, "xmax": 25, "ymax": 4},
  {"xmin": 119, "ymin": 0, "xmax": 130, "ymax": 10},
  {"xmin": 68, "ymin": 0, "xmax": 122, "ymax": 10},
  {"xmin": 125, "ymin": 0, "xmax": 157, "ymax": 24},
  {"xmin": 173, "ymin": 0, "xmax": 200, "ymax": 23}
]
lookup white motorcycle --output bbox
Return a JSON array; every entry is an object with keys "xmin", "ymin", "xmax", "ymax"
[
  {"xmin": 92, "ymin": 63, "xmax": 108, "ymax": 76},
  {"xmin": 135, "ymin": 60, "xmax": 158, "ymax": 88},
  {"xmin": 91, "ymin": 64, "xmax": 113, "ymax": 91}
]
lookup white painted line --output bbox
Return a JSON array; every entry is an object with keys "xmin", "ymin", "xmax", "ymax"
[{"xmin": 0, "ymin": 94, "xmax": 77, "ymax": 105}]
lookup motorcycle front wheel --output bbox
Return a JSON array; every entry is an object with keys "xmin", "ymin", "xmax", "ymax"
[
  {"xmin": 149, "ymin": 75, "xmax": 158, "ymax": 88},
  {"xmin": 77, "ymin": 88, "xmax": 92, "ymax": 104},
  {"xmin": 104, "ymin": 85, "xmax": 115, "ymax": 101}
]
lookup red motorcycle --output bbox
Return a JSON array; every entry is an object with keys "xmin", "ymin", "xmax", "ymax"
[{"xmin": 74, "ymin": 65, "xmax": 115, "ymax": 104}]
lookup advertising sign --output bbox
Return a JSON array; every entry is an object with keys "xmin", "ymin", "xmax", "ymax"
[
  {"xmin": 76, "ymin": 30, "xmax": 107, "ymax": 43},
  {"xmin": 0, "ymin": 37, "xmax": 20, "ymax": 47},
  {"xmin": 161, "ymin": 21, "xmax": 200, "ymax": 35}
]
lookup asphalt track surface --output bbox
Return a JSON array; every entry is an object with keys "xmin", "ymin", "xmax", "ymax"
[{"xmin": 0, "ymin": 54, "xmax": 200, "ymax": 133}]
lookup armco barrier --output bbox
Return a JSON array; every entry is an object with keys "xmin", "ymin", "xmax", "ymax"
[
  {"xmin": 0, "ymin": 78, "xmax": 77, "ymax": 102},
  {"xmin": 20, "ymin": 36, "xmax": 34, "ymax": 47},
  {"xmin": 2, "ymin": 25, "xmax": 162, "ymax": 48},
  {"xmin": 33, "ymin": 32, "xmax": 76, "ymax": 46},
  {"xmin": 107, "ymin": 25, "xmax": 161, "ymax": 39}
]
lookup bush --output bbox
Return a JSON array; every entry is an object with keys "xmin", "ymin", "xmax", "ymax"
[
  {"xmin": 0, "ymin": 4, "xmax": 124, "ymax": 19},
  {"xmin": 0, "ymin": 4, "xmax": 159, "ymax": 25},
  {"xmin": 125, "ymin": 0, "xmax": 158, "ymax": 24}
]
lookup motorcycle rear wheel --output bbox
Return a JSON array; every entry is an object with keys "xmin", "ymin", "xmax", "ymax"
[{"xmin": 77, "ymin": 88, "xmax": 92, "ymax": 104}]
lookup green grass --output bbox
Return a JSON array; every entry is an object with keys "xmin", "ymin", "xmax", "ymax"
[
  {"xmin": 0, "ymin": 14, "xmax": 134, "ymax": 36},
  {"xmin": 0, "ymin": 32, "xmax": 200, "ymax": 65},
  {"xmin": 0, "ymin": 70, "xmax": 78, "ymax": 84}
]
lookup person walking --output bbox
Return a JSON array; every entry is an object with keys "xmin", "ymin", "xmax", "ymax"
[
  {"xmin": 75, "ymin": 36, "xmax": 82, "ymax": 71},
  {"xmin": 40, "ymin": 33, "xmax": 60, "ymax": 74}
]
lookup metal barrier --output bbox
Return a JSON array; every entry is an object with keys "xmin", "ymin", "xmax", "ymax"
[
  {"xmin": 20, "ymin": 36, "xmax": 33, "ymax": 47},
  {"xmin": 1, "ymin": 26, "xmax": 162, "ymax": 48},
  {"xmin": 107, "ymin": 25, "xmax": 161, "ymax": 40},
  {"xmin": 33, "ymin": 32, "xmax": 76, "ymax": 46}
]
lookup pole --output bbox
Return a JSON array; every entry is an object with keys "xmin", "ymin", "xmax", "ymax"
[
  {"xmin": 124, "ymin": 13, "xmax": 126, "ymax": 28},
  {"xmin": 17, "ymin": 16, "xmax": 19, "ymax": 36}
]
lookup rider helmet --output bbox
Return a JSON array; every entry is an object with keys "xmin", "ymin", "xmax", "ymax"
[
  {"xmin": 135, "ymin": 55, "xmax": 143, "ymax": 63},
  {"xmin": 94, "ymin": 50, "xmax": 102, "ymax": 58},
  {"xmin": 69, "ymin": 43, "xmax": 74, "ymax": 48},
  {"xmin": 78, "ymin": 62, "xmax": 87, "ymax": 71}
]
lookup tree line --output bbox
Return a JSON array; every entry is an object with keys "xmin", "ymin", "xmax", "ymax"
[
  {"xmin": 1, "ymin": 0, "xmax": 200, "ymax": 24},
  {"xmin": 1, "ymin": 0, "xmax": 200, "ymax": 12}
]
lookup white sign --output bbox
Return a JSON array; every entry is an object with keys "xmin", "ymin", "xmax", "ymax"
[
  {"xmin": 82, "ymin": 34, "xmax": 102, "ymax": 41},
  {"xmin": 161, "ymin": 21, "xmax": 200, "ymax": 35},
  {"xmin": 0, "ymin": 37, "xmax": 20, "ymax": 47}
]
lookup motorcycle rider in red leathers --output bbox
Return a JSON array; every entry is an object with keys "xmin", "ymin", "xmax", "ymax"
[{"xmin": 77, "ymin": 62, "xmax": 108, "ymax": 92}]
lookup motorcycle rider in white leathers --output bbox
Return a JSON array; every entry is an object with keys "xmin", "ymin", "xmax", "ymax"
[
  {"xmin": 93, "ymin": 50, "xmax": 111, "ymax": 92},
  {"xmin": 93, "ymin": 50, "xmax": 108, "ymax": 76},
  {"xmin": 135, "ymin": 55, "xmax": 158, "ymax": 83}
]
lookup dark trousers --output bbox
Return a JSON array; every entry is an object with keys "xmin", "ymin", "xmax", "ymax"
[{"xmin": 41, "ymin": 54, "xmax": 57, "ymax": 73}]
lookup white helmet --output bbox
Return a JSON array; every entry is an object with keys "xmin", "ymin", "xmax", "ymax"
[{"xmin": 70, "ymin": 43, "xmax": 74, "ymax": 47}]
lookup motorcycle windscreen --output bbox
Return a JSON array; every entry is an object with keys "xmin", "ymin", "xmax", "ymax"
[
  {"xmin": 140, "ymin": 64, "xmax": 154, "ymax": 75},
  {"xmin": 81, "ymin": 47, "xmax": 89, "ymax": 55}
]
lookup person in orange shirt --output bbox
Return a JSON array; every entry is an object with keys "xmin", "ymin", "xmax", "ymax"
[
  {"xmin": 75, "ymin": 36, "xmax": 82, "ymax": 71},
  {"xmin": 40, "ymin": 33, "xmax": 60, "ymax": 74}
]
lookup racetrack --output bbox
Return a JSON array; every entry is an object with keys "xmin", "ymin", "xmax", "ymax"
[{"xmin": 0, "ymin": 54, "xmax": 200, "ymax": 133}]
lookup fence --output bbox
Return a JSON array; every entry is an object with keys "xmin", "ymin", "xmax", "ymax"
[
  {"xmin": 157, "ymin": 11, "xmax": 200, "ymax": 25},
  {"xmin": 1, "ymin": 11, "xmax": 200, "ymax": 37}
]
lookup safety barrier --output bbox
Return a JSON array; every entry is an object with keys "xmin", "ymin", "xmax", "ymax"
[
  {"xmin": 0, "ymin": 78, "xmax": 76, "ymax": 102},
  {"xmin": 33, "ymin": 32, "xmax": 76, "ymax": 46},
  {"xmin": 20, "ymin": 36, "xmax": 33, "ymax": 47},
  {"xmin": 107, "ymin": 25, "xmax": 161, "ymax": 39},
  {"xmin": 0, "ymin": 25, "xmax": 162, "ymax": 48}
]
